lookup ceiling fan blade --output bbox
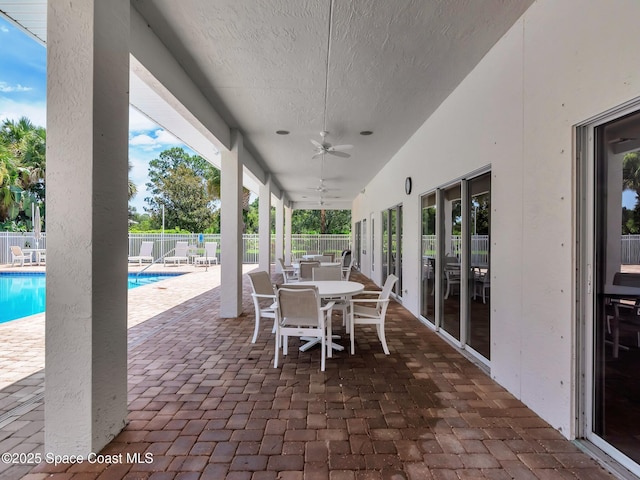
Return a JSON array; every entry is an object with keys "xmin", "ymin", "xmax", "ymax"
[
  {"xmin": 310, "ymin": 139, "xmax": 324, "ymax": 150},
  {"xmin": 328, "ymin": 144, "xmax": 353, "ymax": 152},
  {"xmin": 311, "ymin": 152, "xmax": 325, "ymax": 160},
  {"xmin": 327, "ymin": 150, "xmax": 351, "ymax": 158}
]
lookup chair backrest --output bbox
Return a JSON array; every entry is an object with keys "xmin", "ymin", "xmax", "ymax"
[
  {"xmin": 277, "ymin": 257, "xmax": 288, "ymax": 269},
  {"xmin": 248, "ymin": 270, "xmax": 275, "ymax": 296},
  {"xmin": 299, "ymin": 261, "xmax": 320, "ymax": 281},
  {"xmin": 343, "ymin": 257, "xmax": 355, "ymax": 280},
  {"xmin": 139, "ymin": 241, "xmax": 154, "ymax": 256},
  {"xmin": 323, "ymin": 252, "xmax": 335, "ymax": 262},
  {"xmin": 277, "ymin": 286, "xmax": 321, "ymax": 327},
  {"xmin": 312, "ymin": 265, "xmax": 342, "ymax": 281},
  {"xmin": 341, "ymin": 250, "xmax": 352, "ymax": 268},
  {"xmin": 174, "ymin": 241, "xmax": 188, "ymax": 256},
  {"xmin": 205, "ymin": 241, "xmax": 218, "ymax": 257},
  {"xmin": 380, "ymin": 274, "xmax": 399, "ymax": 301},
  {"xmin": 11, "ymin": 246, "xmax": 23, "ymax": 256},
  {"xmin": 318, "ymin": 255, "xmax": 333, "ymax": 262}
]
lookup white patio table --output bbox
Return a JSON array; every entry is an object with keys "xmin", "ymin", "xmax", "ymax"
[{"xmin": 292, "ymin": 280, "xmax": 364, "ymax": 356}]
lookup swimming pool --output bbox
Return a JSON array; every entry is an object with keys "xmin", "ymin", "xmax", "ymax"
[{"xmin": 0, "ymin": 272, "xmax": 182, "ymax": 324}]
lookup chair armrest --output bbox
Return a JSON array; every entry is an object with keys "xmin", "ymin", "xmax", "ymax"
[
  {"xmin": 350, "ymin": 298, "xmax": 389, "ymax": 305},
  {"xmin": 320, "ymin": 301, "xmax": 336, "ymax": 312},
  {"xmin": 252, "ymin": 293, "xmax": 276, "ymax": 300}
]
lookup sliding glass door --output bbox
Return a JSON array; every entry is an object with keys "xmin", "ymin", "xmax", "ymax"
[
  {"xmin": 419, "ymin": 171, "xmax": 491, "ymax": 362},
  {"xmin": 382, "ymin": 204, "xmax": 403, "ymax": 298},
  {"xmin": 467, "ymin": 173, "xmax": 491, "ymax": 359},
  {"xmin": 581, "ymin": 109, "xmax": 640, "ymax": 474},
  {"xmin": 421, "ymin": 193, "xmax": 436, "ymax": 324}
]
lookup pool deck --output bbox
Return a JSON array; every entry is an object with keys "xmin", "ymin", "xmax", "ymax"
[
  {"xmin": 0, "ymin": 262, "xmax": 250, "ymax": 390},
  {"xmin": 0, "ymin": 264, "xmax": 619, "ymax": 480}
]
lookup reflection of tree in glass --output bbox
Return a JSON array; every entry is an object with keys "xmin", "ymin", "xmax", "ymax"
[
  {"xmin": 622, "ymin": 151, "xmax": 640, "ymax": 234},
  {"xmin": 472, "ymin": 194, "xmax": 490, "ymax": 236}
]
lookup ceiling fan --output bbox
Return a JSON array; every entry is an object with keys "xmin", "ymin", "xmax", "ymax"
[
  {"xmin": 306, "ymin": 178, "xmax": 336, "ymax": 193},
  {"xmin": 310, "ymin": 131, "xmax": 352, "ymax": 159}
]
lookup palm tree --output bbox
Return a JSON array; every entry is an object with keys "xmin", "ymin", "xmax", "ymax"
[{"xmin": 128, "ymin": 161, "xmax": 137, "ymax": 200}]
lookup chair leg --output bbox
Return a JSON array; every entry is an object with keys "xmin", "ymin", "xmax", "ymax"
[
  {"xmin": 350, "ymin": 316, "xmax": 356, "ymax": 355},
  {"xmin": 327, "ymin": 314, "xmax": 333, "ymax": 359},
  {"xmin": 320, "ymin": 333, "xmax": 325, "ymax": 372},
  {"xmin": 376, "ymin": 324, "xmax": 390, "ymax": 355},
  {"xmin": 251, "ymin": 313, "xmax": 260, "ymax": 343},
  {"xmin": 274, "ymin": 327, "xmax": 280, "ymax": 368},
  {"xmin": 283, "ymin": 335, "xmax": 288, "ymax": 356}
]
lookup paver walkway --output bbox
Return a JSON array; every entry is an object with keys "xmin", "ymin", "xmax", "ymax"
[{"xmin": 0, "ymin": 269, "xmax": 617, "ymax": 479}]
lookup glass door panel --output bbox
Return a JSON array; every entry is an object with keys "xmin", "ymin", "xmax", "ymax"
[
  {"xmin": 468, "ymin": 173, "xmax": 491, "ymax": 359},
  {"xmin": 381, "ymin": 211, "xmax": 389, "ymax": 282},
  {"xmin": 421, "ymin": 193, "xmax": 436, "ymax": 323},
  {"xmin": 592, "ymin": 112, "xmax": 640, "ymax": 466},
  {"xmin": 441, "ymin": 184, "xmax": 462, "ymax": 340}
]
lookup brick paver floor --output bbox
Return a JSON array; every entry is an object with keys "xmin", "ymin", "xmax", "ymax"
[{"xmin": 1, "ymin": 269, "xmax": 617, "ymax": 479}]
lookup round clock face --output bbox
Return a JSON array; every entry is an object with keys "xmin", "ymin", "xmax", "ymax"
[{"xmin": 405, "ymin": 177, "xmax": 412, "ymax": 195}]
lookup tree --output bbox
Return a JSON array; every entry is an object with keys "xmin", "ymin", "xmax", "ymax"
[
  {"xmin": 292, "ymin": 209, "xmax": 351, "ymax": 234},
  {"xmin": 0, "ymin": 117, "xmax": 46, "ymax": 230},
  {"xmin": 145, "ymin": 147, "xmax": 218, "ymax": 232},
  {"xmin": 623, "ymin": 151, "xmax": 640, "ymax": 234}
]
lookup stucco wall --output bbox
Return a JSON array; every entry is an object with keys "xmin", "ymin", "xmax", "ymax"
[{"xmin": 352, "ymin": 0, "xmax": 640, "ymax": 437}]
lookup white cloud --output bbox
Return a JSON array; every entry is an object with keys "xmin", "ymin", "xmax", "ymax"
[
  {"xmin": 0, "ymin": 82, "xmax": 33, "ymax": 93},
  {"xmin": 0, "ymin": 98, "xmax": 46, "ymax": 127},
  {"xmin": 129, "ymin": 107, "xmax": 158, "ymax": 132},
  {"xmin": 129, "ymin": 128, "xmax": 183, "ymax": 151},
  {"xmin": 0, "ymin": 26, "xmax": 8, "ymax": 33}
]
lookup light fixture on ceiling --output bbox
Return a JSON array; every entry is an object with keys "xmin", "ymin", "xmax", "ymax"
[
  {"xmin": 360, "ymin": 130, "xmax": 373, "ymax": 136},
  {"xmin": 276, "ymin": 130, "xmax": 290, "ymax": 135}
]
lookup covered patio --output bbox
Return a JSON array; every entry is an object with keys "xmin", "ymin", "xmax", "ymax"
[{"xmin": 0, "ymin": 271, "xmax": 610, "ymax": 479}]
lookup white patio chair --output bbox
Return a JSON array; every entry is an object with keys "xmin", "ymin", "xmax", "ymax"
[
  {"xmin": 10, "ymin": 246, "xmax": 32, "ymax": 267},
  {"xmin": 312, "ymin": 266, "xmax": 342, "ymax": 281},
  {"xmin": 194, "ymin": 242, "xmax": 219, "ymax": 266},
  {"xmin": 342, "ymin": 256, "xmax": 355, "ymax": 281},
  {"xmin": 313, "ymin": 265, "xmax": 349, "ymax": 327},
  {"xmin": 472, "ymin": 267, "xmax": 490, "ymax": 304},
  {"xmin": 248, "ymin": 270, "xmax": 277, "ymax": 343},
  {"xmin": 163, "ymin": 241, "xmax": 189, "ymax": 265},
  {"xmin": 349, "ymin": 274, "xmax": 398, "ymax": 355},
  {"xmin": 128, "ymin": 241, "xmax": 154, "ymax": 265},
  {"xmin": 298, "ymin": 261, "xmax": 320, "ymax": 281},
  {"xmin": 274, "ymin": 286, "xmax": 334, "ymax": 372},
  {"xmin": 277, "ymin": 257, "xmax": 299, "ymax": 283}
]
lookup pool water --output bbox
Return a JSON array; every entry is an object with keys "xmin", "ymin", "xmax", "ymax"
[{"xmin": 0, "ymin": 272, "xmax": 182, "ymax": 324}]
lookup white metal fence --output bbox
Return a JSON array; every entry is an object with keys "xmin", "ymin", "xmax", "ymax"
[
  {"xmin": 8, "ymin": 232, "xmax": 640, "ymax": 266},
  {"xmin": 0, "ymin": 232, "xmax": 352, "ymax": 265},
  {"xmin": 421, "ymin": 235, "xmax": 490, "ymax": 266}
]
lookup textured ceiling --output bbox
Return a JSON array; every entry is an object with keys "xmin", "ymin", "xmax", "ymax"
[
  {"xmin": 131, "ymin": 0, "xmax": 533, "ymax": 209},
  {"xmin": 1, "ymin": 0, "xmax": 534, "ymax": 209}
]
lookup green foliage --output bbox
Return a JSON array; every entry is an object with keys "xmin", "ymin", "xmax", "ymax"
[
  {"xmin": 0, "ymin": 117, "xmax": 46, "ymax": 230},
  {"xmin": 623, "ymin": 151, "xmax": 640, "ymax": 234},
  {"xmin": 145, "ymin": 147, "xmax": 219, "ymax": 232},
  {"xmin": 292, "ymin": 209, "xmax": 351, "ymax": 234}
]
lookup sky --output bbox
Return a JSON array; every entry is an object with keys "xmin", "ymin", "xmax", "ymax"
[{"xmin": 0, "ymin": 15, "xmax": 193, "ymax": 214}]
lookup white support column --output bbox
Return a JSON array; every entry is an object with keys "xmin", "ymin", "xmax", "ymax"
[
  {"xmin": 285, "ymin": 204, "xmax": 293, "ymax": 265},
  {"xmin": 274, "ymin": 197, "xmax": 284, "ymax": 272},
  {"xmin": 258, "ymin": 176, "xmax": 272, "ymax": 273},
  {"xmin": 45, "ymin": 0, "xmax": 129, "ymax": 455},
  {"xmin": 220, "ymin": 130, "xmax": 244, "ymax": 317}
]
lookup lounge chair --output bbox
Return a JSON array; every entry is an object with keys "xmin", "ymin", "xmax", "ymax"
[
  {"xmin": 10, "ymin": 246, "xmax": 32, "ymax": 267},
  {"xmin": 128, "ymin": 241, "xmax": 154, "ymax": 266},
  {"xmin": 164, "ymin": 241, "xmax": 189, "ymax": 265},
  {"xmin": 194, "ymin": 242, "xmax": 219, "ymax": 266}
]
